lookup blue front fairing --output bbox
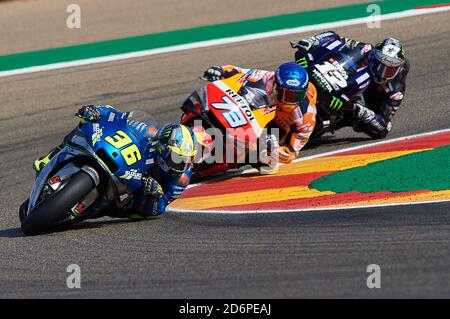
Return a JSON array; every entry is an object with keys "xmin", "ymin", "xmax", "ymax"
[
  {"xmin": 305, "ymin": 40, "xmax": 372, "ymax": 104},
  {"xmin": 78, "ymin": 114, "xmax": 149, "ymax": 193}
]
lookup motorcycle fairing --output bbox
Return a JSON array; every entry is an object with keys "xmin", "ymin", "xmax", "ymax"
[
  {"xmin": 207, "ymin": 75, "xmax": 264, "ymax": 141},
  {"xmin": 27, "ymin": 114, "xmax": 150, "ymax": 217},
  {"xmin": 300, "ymin": 39, "xmax": 372, "ymax": 110}
]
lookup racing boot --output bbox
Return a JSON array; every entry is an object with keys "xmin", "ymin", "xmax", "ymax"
[
  {"xmin": 258, "ymin": 133, "xmax": 279, "ymax": 175},
  {"xmin": 33, "ymin": 145, "xmax": 62, "ymax": 174},
  {"xmin": 353, "ymin": 99, "xmax": 376, "ymax": 124},
  {"xmin": 353, "ymin": 102, "xmax": 391, "ymax": 139}
]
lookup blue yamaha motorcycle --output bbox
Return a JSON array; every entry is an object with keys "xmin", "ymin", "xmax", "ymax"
[
  {"xmin": 292, "ymin": 40, "xmax": 372, "ymax": 138},
  {"xmin": 19, "ymin": 112, "xmax": 151, "ymax": 236}
]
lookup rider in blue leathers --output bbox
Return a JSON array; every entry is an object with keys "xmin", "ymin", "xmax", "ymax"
[
  {"xmin": 291, "ymin": 31, "xmax": 409, "ymax": 139},
  {"xmin": 33, "ymin": 104, "xmax": 197, "ymax": 219}
]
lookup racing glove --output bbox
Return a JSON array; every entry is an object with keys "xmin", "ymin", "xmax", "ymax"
[
  {"xmin": 290, "ymin": 36, "xmax": 319, "ymax": 52},
  {"xmin": 142, "ymin": 173, "xmax": 164, "ymax": 201},
  {"xmin": 278, "ymin": 145, "xmax": 297, "ymax": 164},
  {"xmin": 76, "ymin": 104, "xmax": 101, "ymax": 122},
  {"xmin": 202, "ymin": 65, "xmax": 224, "ymax": 82}
]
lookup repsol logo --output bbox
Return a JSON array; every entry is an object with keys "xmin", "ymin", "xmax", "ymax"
[{"xmin": 225, "ymin": 89, "xmax": 254, "ymax": 121}]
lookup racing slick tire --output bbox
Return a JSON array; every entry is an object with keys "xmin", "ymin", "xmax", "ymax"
[{"xmin": 21, "ymin": 171, "xmax": 95, "ymax": 236}]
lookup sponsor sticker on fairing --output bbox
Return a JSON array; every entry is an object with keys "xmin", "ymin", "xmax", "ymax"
[
  {"xmin": 390, "ymin": 92, "xmax": 404, "ymax": 101},
  {"xmin": 356, "ymin": 72, "xmax": 370, "ymax": 85},
  {"xmin": 312, "ymin": 69, "xmax": 333, "ymax": 93},
  {"xmin": 91, "ymin": 123, "xmax": 103, "ymax": 145},
  {"xmin": 120, "ymin": 169, "xmax": 142, "ymax": 180},
  {"xmin": 213, "ymin": 81, "xmax": 263, "ymax": 136},
  {"xmin": 72, "ymin": 202, "xmax": 86, "ymax": 215},
  {"xmin": 48, "ymin": 176, "xmax": 62, "ymax": 190},
  {"xmin": 326, "ymin": 40, "xmax": 342, "ymax": 51},
  {"xmin": 316, "ymin": 32, "xmax": 334, "ymax": 40},
  {"xmin": 108, "ymin": 112, "xmax": 115, "ymax": 122}
]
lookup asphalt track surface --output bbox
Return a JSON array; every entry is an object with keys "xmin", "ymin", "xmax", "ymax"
[
  {"xmin": 0, "ymin": 0, "xmax": 375, "ymax": 54},
  {"xmin": 0, "ymin": 6, "xmax": 449, "ymax": 298}
]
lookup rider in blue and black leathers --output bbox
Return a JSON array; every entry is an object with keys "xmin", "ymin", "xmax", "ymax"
[
  {"xmin": 34, "ymin": 104, "xmax": 197, "ymax": 219},
  {"xmin": 292, "ymin": 31, "xmax": 410, "ymax": 139}
]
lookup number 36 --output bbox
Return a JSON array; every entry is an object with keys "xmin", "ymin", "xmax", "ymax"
[{"xmin": 105, "ymin": 130, "xmax": 142, "ymax": 166}]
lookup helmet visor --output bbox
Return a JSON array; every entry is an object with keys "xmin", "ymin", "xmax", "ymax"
[
  {"xmin": 274, "ymin": 84, "xmax": 306, "ymax": 105},
  {"xmin": 164, "ymin": 151, "xmax": 193, "ymax": 174},
  {"xmin": 370, "ymin": 63, "xmax": 401, "ymax": 81},
  {"xmin": 370, "ymin": 49, "xmax": 404, "ymax": 81}
]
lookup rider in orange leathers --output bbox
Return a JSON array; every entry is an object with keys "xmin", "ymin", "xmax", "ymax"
[{"xmin": 202, "ymin": 62, "xmax": 317, "ymax": 164}]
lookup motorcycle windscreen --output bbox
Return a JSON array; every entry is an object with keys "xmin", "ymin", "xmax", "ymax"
[{"xmin": 127, "ymin": 110, "xmax": 158, "ymax": 127}]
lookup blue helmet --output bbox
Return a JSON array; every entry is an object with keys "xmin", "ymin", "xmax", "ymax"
[{"xmin": 273, "ymin": 62, "xmax": 309, "ymax": 112}]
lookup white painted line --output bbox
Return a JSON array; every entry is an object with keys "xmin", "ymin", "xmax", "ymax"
[
  {"xmin": 291, "ymin": 127, "xmax": 450, "ymax": 164},
  {"xmin": 1, "ymin": 6, "xmax": 449, "ymax": 78},
  {"xmin": 168, "ymin": 128, "xmax": 450, "ymax": 214},
  {"xmin": 170, "ymin": 198, "xmax": 450, "ymax": 214}
]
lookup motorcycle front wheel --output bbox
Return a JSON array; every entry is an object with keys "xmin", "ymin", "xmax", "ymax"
[{"xmin": 21, "ymin": 171, "xmax": 95, "ymax": 236}]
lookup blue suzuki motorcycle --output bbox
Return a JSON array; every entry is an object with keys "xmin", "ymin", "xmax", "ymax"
[{"xmin": 19, "ymin": 111, "xmax": 152, "ymax": 235}]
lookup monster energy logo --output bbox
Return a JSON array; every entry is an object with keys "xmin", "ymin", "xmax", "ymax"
[
  {"xmin": 329, "ymin": 96, "xmax": 343, "ymax": 111},
  {"xmin": 296, "ymin": 57, "xmax": 308, "ymax": 68},
  {"xmin": 312, "ymin": 69, "xmax": 333, "ymax": 93},
  {"xmin": 161, "ymin": 127, "xmax": 172, "ymax": 138}
]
